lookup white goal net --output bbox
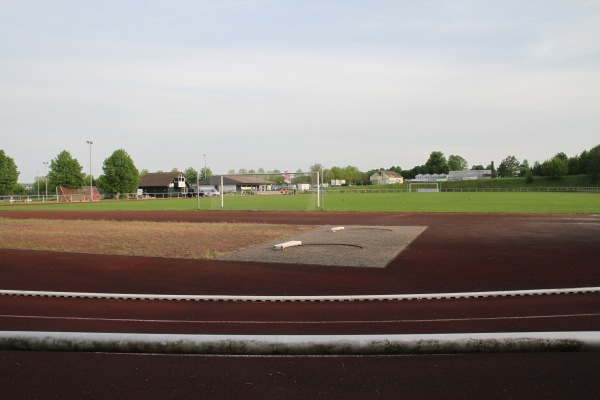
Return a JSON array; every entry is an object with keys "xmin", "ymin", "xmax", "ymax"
[
  {"xmin": 408, "ymin": 182, "xmax": 440, "ymax": 192},
  {"xmin": 203, "ymin": 172, "xmax": 322, "ymax": 211}
]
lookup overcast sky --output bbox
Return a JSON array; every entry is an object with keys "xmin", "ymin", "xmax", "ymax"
[{"xmin": 2, "ymin": 0, "xmax": 599, "ymax": 182}]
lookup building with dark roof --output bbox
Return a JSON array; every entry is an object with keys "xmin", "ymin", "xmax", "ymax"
[{"xmin": 138, "ymin": 172, "xmax": 188, "ymax": 195}]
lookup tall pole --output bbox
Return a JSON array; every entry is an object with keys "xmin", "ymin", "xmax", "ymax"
[
  {"xmin": 43, "ymin": 161, "xmax": 49, "ymax": 199},
  {"xmin": 86, "ymin": 140, "xmax": 93, "ymax": 202},
  {"xmin": 203, "ymin": 154, "xmax": 207, "ymax": 178}
]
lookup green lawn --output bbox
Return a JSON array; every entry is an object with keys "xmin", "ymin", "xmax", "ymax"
[
  {"xmin": 2, "ymin": 192, "xmax": 599, "ymax": 213},
  {"xmin": 323, "ymin": 192, "xmax": 599, "ymax": 213}
]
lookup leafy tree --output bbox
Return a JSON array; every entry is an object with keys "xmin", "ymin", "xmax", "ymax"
[
  {"xmin": 0, "ymin": 149, "xmax": 19, "ymax": 195},
  {"xmin": 532, "ymin": 161, "xmax": 543, "ymax": 176},
  {"xmin": 98, "ymin": 149, "xmax": 139, "ymax": 196},
  {"xmin": 554, "ymin": 152, "xmax": 568, "ymax": 163},
  {"xmin": 567, "ymin": 156, "xmax": 580, "ymax": 175},
  {"xmin": 525, "ymin": 168, "xmax": 534, "ymax": 183},
  {"xmin": 200, "ymin": 167, "xmax": 213, "ymax": 179},
  {"xmin": 184, "ymin": 167, "xmax": 198, "ymax": 185},
  {"xmin": 587, "ymin": 145, "xmax": 600, "ymax": 178},
  {"xmin": 345, "ymin": 165, "xmax": 365, "ymax": 184},
  {"xmin": 48, "ymin": 150, "xmax": 86, "ymax": 189},
  {"xmin": 497, "ymin": 155, "xmax": 520, "ymax": 178},
  {"xmin": 323, "ymin": 165, "xmax": 366, "ymax": 184},
  {"xmin": 578, "ymin": 150, "xmax": 590, "ymax": 174},
  {"xmin": 447, "ymin": 155, "xmax": 468, "ymax": 171},
  {"xmin": 424, "ymin": 151, "xmax": 449, "ymax": 174},
  {"xmin": 541, "ymin": 156, "xmax": 568, "ymax": 178},
  {"xmin": 471, "ymin": 165, "xmax": 485, "ymax": 170},
  {"xmin": 519, "ymin": 160, "xmax": 530, "ymax": 177},
  {"xmin": 309, "ymin": 163, "xmax": 324, "ymax": 173}
]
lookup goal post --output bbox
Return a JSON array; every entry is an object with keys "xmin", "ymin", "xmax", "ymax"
[
  {"xmin": 408, "ymin": 182, "xmax": 440, "ymax": 193},
  {"xmin": 205, "ymin": 171, "xmax": 323, "ymax": 211},
  {"xmin": 56, "ymin": 186, "xmax": 100, "ymax": 202}
]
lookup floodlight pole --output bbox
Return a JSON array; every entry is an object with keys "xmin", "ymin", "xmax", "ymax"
[
  {"xmin": 43, "ymin": 161, "xmax": 49, "ymax": 200},
  {"xmin": 86, "ymin": 141, "xmax": 93, "ymax": 202}
]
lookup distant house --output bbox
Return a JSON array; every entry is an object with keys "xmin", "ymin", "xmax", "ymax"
[
  {"xmin": 198, "ymin": 175, "xmax": 274, "ymax": 193},
  {"xmin": 138, "ymin": 172, "xmax": 188, "ymax": 195},
  {"xmin": 370, "ymin": 170, "xmax": 404, "ymax": 185}
]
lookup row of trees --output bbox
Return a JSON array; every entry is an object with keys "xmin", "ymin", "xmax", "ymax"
[
  {"xmin": 493, "ymin": 147, "xmax": 600, "ymax": 180},
  {"xmin": 1, "ymin": 144, "xmax": 599, "ymax": 196},
  {"xmin": 1, "ymin": 149, "xmax": 141, "ymax": 197}
]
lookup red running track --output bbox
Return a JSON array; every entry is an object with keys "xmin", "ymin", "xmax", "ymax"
[{"xmin": 1, "ymin": 211, "xmax": 600, "ymax": 399}]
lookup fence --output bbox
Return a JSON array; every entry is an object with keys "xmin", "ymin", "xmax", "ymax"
[
  {"xmin": 1, "ymin": 195, "xmax": 59, "ymax": 204},
  {"xmin": 3, "ymin": 187, "xmax": 599, "ymax": 205},
  {"xmin": 326, "ymin": 187, "xmax": 600, "ymax": 194}
]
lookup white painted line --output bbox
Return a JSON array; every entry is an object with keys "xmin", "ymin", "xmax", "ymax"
[
  {"xmin": 273, "ymin": 240, "xmax": 302, "ymax": 250},
  {"xmin": 1, "ymin": 287, "xmax": 599, "ymax": 302},
  {"xmin": 2, "ymin": 312, "xmax": 599, "ymax": 325},
  {"xmin": 330, "ymin": 226, "xmax": 345, "ymax": 232},
  {"xmin": 1, "ymin": 331, "xmax": 599, "ymax": 354}
]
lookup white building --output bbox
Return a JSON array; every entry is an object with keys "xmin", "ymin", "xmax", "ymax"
[
  {"xmin": 370, "ymin": 171, "xmax": 404, "ymax": 185},
  {"xmin": 448, "ymin": 170, "xmax": 492, "ymax": 180}
]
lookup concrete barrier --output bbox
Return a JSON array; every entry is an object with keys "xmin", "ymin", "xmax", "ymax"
[{"xmin": 1, "ymin": 331, "xmax": 599, "ymax": 355}]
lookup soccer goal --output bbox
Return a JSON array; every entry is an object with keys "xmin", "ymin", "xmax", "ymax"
[
  {"xmin": 205, "ymin": 171, "xmax": 323, "ymax": 211},
  {"xmin": 408, "ymin": 182, "xmax": 440, "ymax": 193},
  {"xmin": 56, "ymin": 186, "xmax": 100, "ymax": 202}
]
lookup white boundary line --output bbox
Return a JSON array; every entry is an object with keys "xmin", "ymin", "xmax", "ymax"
[
  {"xmin": 1, "ymin": 287, "xmax": 600, "ymax": 302},
  {"xmin": 2, "ymin": 312, "xmax": 599, "ymax": 325},
  {"xmin": 1, "ymin": 331, "xmax": 599, "ymax": 355}
]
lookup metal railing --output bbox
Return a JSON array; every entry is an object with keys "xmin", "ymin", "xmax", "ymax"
[{"xmin": 325, "ymin": 187, "xmax": 600, "ymax": 194}]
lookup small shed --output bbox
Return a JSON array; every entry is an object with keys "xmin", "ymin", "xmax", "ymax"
[
  {"xmin": 370, "ymin": 171, "xmax": 404, "ymax": 185},
  {"xmin": 138, "ymin": 172, "xmax": 188, "ymax": 195}
]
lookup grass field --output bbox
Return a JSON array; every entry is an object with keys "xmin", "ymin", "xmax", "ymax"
[{"xmin": 1, "ymin": 192, "xmax": 599, "ymax": 213}]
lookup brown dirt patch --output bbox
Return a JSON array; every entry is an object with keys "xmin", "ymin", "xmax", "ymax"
[{"xmin": 0, "ymin": 218, "xmax": 314, "ymax": 260}]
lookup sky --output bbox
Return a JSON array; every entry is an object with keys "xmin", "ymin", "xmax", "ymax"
[{"xmin": 1, "ymin": 0, "xmax": 599, "ymax": 182}]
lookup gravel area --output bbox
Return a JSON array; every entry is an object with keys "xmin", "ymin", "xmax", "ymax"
[{"xmin": 219, "ymin": 225, "xmax": 428, "ymax": 268}]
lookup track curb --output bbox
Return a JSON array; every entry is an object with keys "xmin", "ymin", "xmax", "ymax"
[{"xmin": 1, "ymin": 331, "xmax": 599, "ymax": 355}]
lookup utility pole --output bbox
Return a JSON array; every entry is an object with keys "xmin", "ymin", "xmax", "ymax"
[{"xmin": 86, "ymin": 141, "xmax": 93, "ymax": 202}]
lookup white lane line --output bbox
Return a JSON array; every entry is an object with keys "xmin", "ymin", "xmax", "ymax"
[
  {"xmin": 2, "ymin": 313, "xmax": 599, "ymax": 325},
  {"xmin": 1, "ymin": 286, "xmax": 599, "ymax": 302}
]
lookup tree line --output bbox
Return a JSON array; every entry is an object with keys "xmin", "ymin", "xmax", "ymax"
[{"xmin": 1, "ymin": 144, "xmax": 599, "ymax": 196}]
